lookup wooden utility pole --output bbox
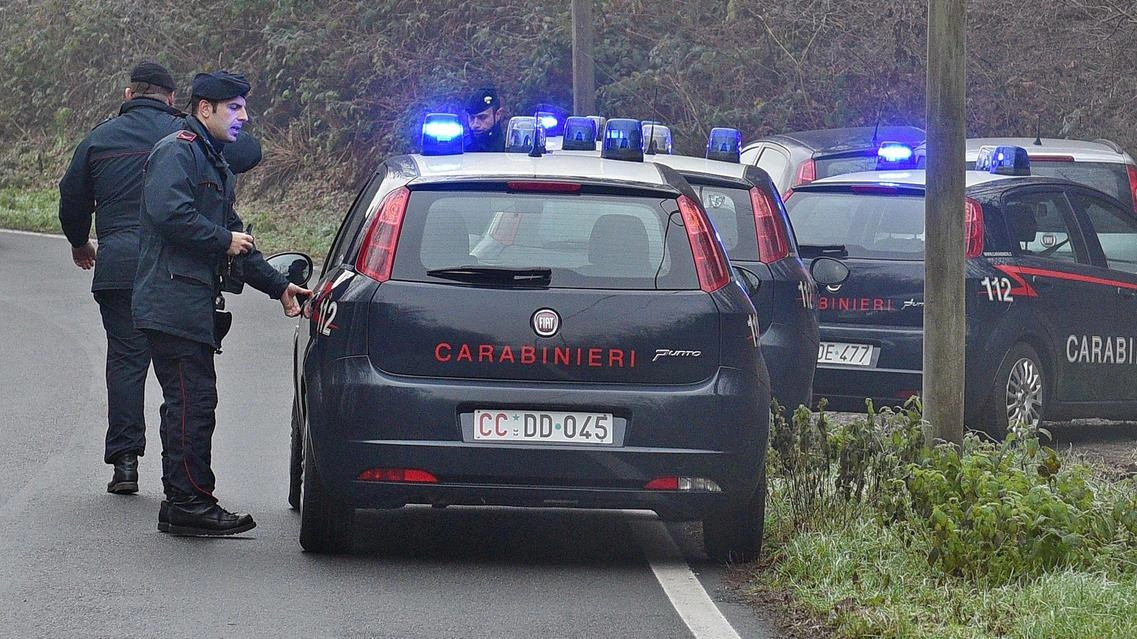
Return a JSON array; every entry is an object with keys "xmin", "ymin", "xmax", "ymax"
[
  {"xmin": 571, "ymin": 0, "xmax": 596, "ymax": 116},
  {"xmin": 924, "ymin": 0, "xmax": 967, "ymax": 446}
]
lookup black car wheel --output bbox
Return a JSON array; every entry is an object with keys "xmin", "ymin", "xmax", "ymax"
[
  {"xmin": 299, "ymin": 432, "xmax": 355, "ymax": 553},
  {"xmin": 983, "ymin": 342, "xmax": 1045, "ymax": 440},
  {"xmin": 288, "ymin": 398, "xmax": 303, "ymax": 510},
  {"xmin": 702, "ymin": 466, "xmax": 766, "ymax": 564}
]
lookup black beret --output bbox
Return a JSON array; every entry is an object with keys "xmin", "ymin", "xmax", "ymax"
[
  {"xmin": 191, "ymin": 70, "xmax": 251, "ymax": 101},
  {"xmin": 465, "ymin": 87, "xmax": 500, "ymax": 114},
  {"xmin": 130, "ymin": 61, "xmax": 176, "ymax": 92}
]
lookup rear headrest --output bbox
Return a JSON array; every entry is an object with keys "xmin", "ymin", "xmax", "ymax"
[
  {"xmin": 1004, "ymin": 202, "xmax": 1038, "ymax": 244},
  {"xmin": 421, "ymin": 211, "xmax": 473, "ymax": 268},
  {"xmin": 589, "ymin": 214, "xmax": 650, "ymax": 275}
]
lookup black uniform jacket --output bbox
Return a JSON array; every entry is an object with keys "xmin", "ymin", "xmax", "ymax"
[
  {"xmin": 464, "ymin": 124, "xmax": 506, "ymax": 152},
  {"xmin": 59, "ymin": 98, "xmax": 265, "ymax": 293},
  {"xmin": 133, "ymin": 116, "xmax": 287, "ymax": 348}
]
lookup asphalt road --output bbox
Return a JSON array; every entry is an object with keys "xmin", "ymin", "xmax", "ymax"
[{"xmin": 0, "ymin": 229, "xmax": 781, "ymax": 639}]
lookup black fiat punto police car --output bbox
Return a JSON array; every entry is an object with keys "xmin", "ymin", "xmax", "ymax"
[
  {"xmin": 786, "ymin": 145, "xmax": 1137, "ymax": 436},
  {"xmin": 648, "ymin": 130, "xmax": 846, "ymax": 413},
  {"xmin": 289, "ymin": 116, "xmax": 770, "ymax": 562}
]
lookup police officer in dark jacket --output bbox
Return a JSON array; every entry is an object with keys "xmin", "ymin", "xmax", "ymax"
[
  {"xmin": 134, "ymin": 70, "xmax": 310, "ymax": 536},
  {"xmin": 463, "ymin": 86, "xmax": 506, "ymax": 152},
  {"xmin": 59, "ymin": 62, "xmax": 267, "ymax": 497},
  {"xmin": 59, "ymin": 61, "xmax": 184, "ymax": 495}
]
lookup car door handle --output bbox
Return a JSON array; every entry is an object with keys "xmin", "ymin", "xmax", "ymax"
[{"xmin": 1118, "ymin": 287, "xmax": 1137, "ymax": 299}]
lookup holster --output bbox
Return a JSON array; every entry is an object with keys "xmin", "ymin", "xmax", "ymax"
[{"xmin": 220, "ymin": 254, "xmax": 246, "ymax": 294}]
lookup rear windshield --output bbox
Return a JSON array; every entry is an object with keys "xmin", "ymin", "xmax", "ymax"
[
  {"xmin": 391, "ymin": 189, "xmax": 700, "ymax": 289},
  {"xmin": 690, "ymin": 184, "xmax": 760, "ymax": 262},
  {"xmin": 1030, "ymin": 161, "xmax": 1132, "ymax": 209},
  {"xmin": 786, "ymin": 191, "xmax": 926, "ymax": 260},
  {"xmin": 815, "ymin": 155, "xmax": 878, "ymax": 180}
]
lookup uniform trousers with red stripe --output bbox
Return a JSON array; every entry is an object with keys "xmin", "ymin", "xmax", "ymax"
[{"xmin": 143, "ymin": 330, "xmax": 219, "ymax": 504}]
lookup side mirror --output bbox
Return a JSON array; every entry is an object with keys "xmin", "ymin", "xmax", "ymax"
[
  {"xmin": 809, "ymin": 256, "xmax": 850, "ymax": 287},
  {"xmin": 266, "ymin": 252, "xmax": 314, "ymax": 287},
  {"xmin": 733, "ymin": 265, "xmax": 762, "ymax": 297}
]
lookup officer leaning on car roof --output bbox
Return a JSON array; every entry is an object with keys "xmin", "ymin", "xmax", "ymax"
[
  {"xmin": 58, "ymin": 61, "xmax": 264, "ymax": 501},
  {"xmin": 132, "ymin": 70, "xmax": 311, "ymax": 537},
  {"xmin": 463, "ymin": 86, "xmax": 507, "ymax": 152}
]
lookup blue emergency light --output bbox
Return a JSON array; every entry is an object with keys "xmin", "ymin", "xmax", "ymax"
[
  {"xmin": 562, "ymin": 116, "xmax": 598, "ymax": 151},
  {"xmin": 421, "ymin": 113, "xmax": 464, "ymax": 156},
  {"xmin": 641, "ymin": 121, "xmax": 672, "ymax": 155},
  {"xmin": 505, "ymin": 116, "xmax": 537, "ymax": 153},
  {"xmin": 986, "ymin": 145, "xmax": 1031, "ymax": 176},
  {"xmin": 878, "ymin": 142, "xmax": 913, "ymax": 162},
  {"xmin": 601, "ymin": 118, "xmax": 644, "ymax": 162},
  {"xmin": 975, "ymin": 145, "xmax": 1031, "ymax": 175},
  {"xmin": 706, "ymin": 127, "xmax": 742, "ymax": 163}
]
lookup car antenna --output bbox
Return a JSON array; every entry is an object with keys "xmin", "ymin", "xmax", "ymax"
[
  {"xmin": 645, "ymin": 87, "xmax": 659, "ymax": 155},
  {"xmin": 1033, "ymin": 115, "xmax": 1043, "ymax": 146},
  {"xmin": 870, "ymin": 103, "xmax": 885, "ymax": 146}
]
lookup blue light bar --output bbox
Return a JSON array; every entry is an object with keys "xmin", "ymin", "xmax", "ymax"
[
  {"xmin": 706, "ymin": 127, "xmax": 742, "ymax": 163},
  {"xmin": 562, "ymin": 116, "xmax": 598, "ymax": 151},
  {"xmin": 538, "ymin": 113, "xmax": 558, "ymax": 130},
  {"xmin": 986, "ymin": 145, "xmax": 1031, "ymax": 176},
  {"xmin": 601, "ymin": 118, "xmax": 644, "ymax": 162},
  {"xmin": 421, "ymin": 113, "xmax": 464, "ymax": 156},
  {"xmin": 505, "ymin": 116, "xmax": 537, "ymax": 153},
  {"xmin": 877, "ymin": 142, "xmax": 914, "ymax": 163}
]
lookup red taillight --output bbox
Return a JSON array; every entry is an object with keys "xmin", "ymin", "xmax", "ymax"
[
  {"xmin": 355, "ymin": 186, "xmax": 410, "ymax": 282},
  {"xmin": 795, "ymin": 159, "xmax": 816, "ymax": 186},
  {"xmin": 678, "ymin": 194, "xmax": 731, "ymax": 292},
  {"xmin": 1126, "ymin": 165, "xmax": 1137, "ymax": 214},
  {"xmin": 965, "ymin": 197, "xmax": 985, "ymax": 258},
  {"xmin": 507, "ymin": 181, "xmax": 582, "ymax": 193},
  {"xmin": 644, "ymin": 476, "xmax": 679, "ymax": 490},
  {"xmin": 357, "ymin": 468, "xmax": 438, "ymax": 483},
  {"xmin": 750, "ymin": 187, "xmax": 789, "ymax": 263}
]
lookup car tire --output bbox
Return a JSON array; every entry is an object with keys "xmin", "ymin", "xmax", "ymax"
[
  {"xmin": 288, "ymin": 399, "xmax": 303, "ymax": 510},
  {"xmin": 983, "ymin": 342, "xmax": 1045, "ymax": 440},
  {"xmin": 299, "ymin": 433, "xmax": 355, "ymax": 553},
  {"xmin": 702, "ymin": 466, "xmax": 766, "ymax": 564}
]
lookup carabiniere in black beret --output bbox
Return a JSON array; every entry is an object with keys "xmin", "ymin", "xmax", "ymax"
[{"xmin": 191, "ymin": 71, "xmax": 251, "ymax": 101}]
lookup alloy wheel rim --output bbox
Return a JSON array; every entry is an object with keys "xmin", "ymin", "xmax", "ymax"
[{"xmin": 1005, "ymin": 356, "xmax": 1042, "ymax": 426}]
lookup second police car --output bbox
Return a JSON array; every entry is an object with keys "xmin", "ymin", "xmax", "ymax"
[
  {"xmin": 542, "ymin": 117, "xmax": 849, "ymax": 412},
  {"xmin": 786, "ymin": 145, "xmax": 1137, "ymax": 436},
  {"xmin": 290, "ymin": 115, "xmax": 770, "ymax": 562}
]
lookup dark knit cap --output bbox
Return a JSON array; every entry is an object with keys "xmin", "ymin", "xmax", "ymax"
[
  {"xmin": 129, "ymin": 61, "xmax": 176, "ymax": 92},
  {"xmin": 191, "ymin": 70, "xmax": 251, "ymax": 101}
]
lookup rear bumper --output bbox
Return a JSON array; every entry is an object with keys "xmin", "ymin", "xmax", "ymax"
[{"xmin": 304, "ymin": 356, "xmax": 769, "ymax": 519}]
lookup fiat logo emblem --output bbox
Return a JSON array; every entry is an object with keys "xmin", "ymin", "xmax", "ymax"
[{"xmin": 531, "ymin": 308, "xmax": 560, "ymax": 337}]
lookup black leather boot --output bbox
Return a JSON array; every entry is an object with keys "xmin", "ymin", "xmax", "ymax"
[
  {"xmin": 158, "ymin": 500, "xmax": 170, "ymax": 533},
  {"xmin": 165, "ymin": 499, "xmax": 256, "ymax": 537},
  {"xmin": 107, "ymin": 453, "xmax": 139, "ymax": 494}
]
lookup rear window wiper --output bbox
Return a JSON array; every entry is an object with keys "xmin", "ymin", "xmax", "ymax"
[
  {"xmin": 798, "ymin": 244, "xmax": 848, "ymax": 259},
  {"xmin": 426, "ymin": 266, "xmax": 552, "ymax": 287}
]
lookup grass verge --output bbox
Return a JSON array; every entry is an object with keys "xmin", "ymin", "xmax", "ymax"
[
  {"xmin": 0, "ymin": 188, "xmax": 58, "ymax": 233},
  {"xmin": 743, "ymin": 404, "xmax": 1137, "ymax": 639},
  {"xmin": 0, "ymin": 185, "xmax": 351, "ymax": 261}
]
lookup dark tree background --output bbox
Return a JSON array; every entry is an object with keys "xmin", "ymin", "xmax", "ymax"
[{"xmin": 3, "ymin": 0, "xmax": 1135, "ymax": 199}]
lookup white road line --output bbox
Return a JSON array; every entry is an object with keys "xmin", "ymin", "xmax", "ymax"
[{"xmin": 632, "ymin": 518, "xmax": 742, "ymax": 639}]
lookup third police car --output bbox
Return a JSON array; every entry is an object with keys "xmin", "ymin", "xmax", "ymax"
[{"xmin": 786, "ymin": 145, "xmax": 1137, "ymax": 436}]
